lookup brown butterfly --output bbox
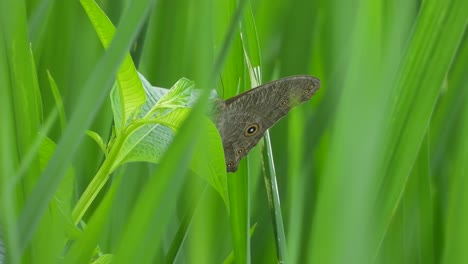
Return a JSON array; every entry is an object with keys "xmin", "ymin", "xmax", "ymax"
[{"xmin": 213, "ymin": 76, "xmax": 321, "ymax": 172}]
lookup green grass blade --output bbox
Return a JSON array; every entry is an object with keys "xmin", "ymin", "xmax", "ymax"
[
  {"xmin": 441, "ymin": 65, "xmax": 468, "ymax": 263},
  {"xmin": 430, "ymin": 36, "xmax": 468, "ymax": 172},
  {"xmin": 29, "ymin": 0, "xmax": 55, "ymax": 57},
  {"xmin": 375, "ymin": 137, "xmax": 434, "ymax": 263},
  {"xmin": 212, "ymin": 1, "xmax": 253, "ymax": 263},
  {"xmin": 375, "ymin": 0, "xmax": 468, "ymax": 254},
  {"xmin": 31, "ymin": 137, "xmax": 75, "ymax": 263},
  {"xmin": 285, "ymin": 106, "xmax": 308, "ymax": 263},
  {"xmin": 262, "ymin": 132, "xmax": 287, "ymax": 262},
  {"xmin": 309, "ymin": 1, "xmax": 385, "ymax": 262},
  {"xmin": 228, "ymin": 164, "xmax": 250, "ymax": 264},
  {"xmin": 47, "ymin": 71, "xmax": 67, "ymax": 131},
  {"xmin": 211, "ymin": 0, "xmax": 248, "ymax": 81},
  {"xmin": 13, "ymin": 109, "xmax": 58, "ymax": 185},
  {"xmin": 164, "ymin": 187, "xmax": 207, "ymax": 264},
  {"xmin": 0, "ymin": 25, "xmax": 21, "ymax": 264}
]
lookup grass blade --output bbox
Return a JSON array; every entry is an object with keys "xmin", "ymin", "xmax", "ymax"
[{"xmin": 262, "ymin": 132, "xmax": 287, "ymax": 262}]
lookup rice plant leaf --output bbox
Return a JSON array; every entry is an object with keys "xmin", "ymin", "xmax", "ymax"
[
  {"xmin": 441, "ymin": 72, "xmax": 468, "ymax": 263},
  {"xmin": 228, "ymin": 160, "xmax": 249, "ymax": 264},
  {"xmin": 263, "ymin": 131, "xmax": 288, "ymax": 262},
  {"xmin": 38, "ymin": 138, "xmax": 74, "ymax": 213},
  {"xmin": 216, "ymin": 2, "xmax": 254, "ymax": 263},
  {"xmin": 374, "ymin": 137, "xmax": 434, "ymax": 263},
  {"xmin": 438, "ymin": 33, "xmax": 468, "ymax": 264},
  {"xmin": 32, "ymin": 137, "xmax": 75, "ymax": 263},
  {"xmin": 375, "ymin": 0, "xmax": 468, "ymax": 253},
  {"xmin": 240, "ymin": 3, "xmax": 262, "ymax": 84},
  {"xmin": 214, "ymin": 0, "xmax": 247, "ymax": 99},
  {"xmin": 0, "ymin": 20, "xmax": 20, "ymax": 264},
  {"xmin": 80, "ymin": 0, "xmax": 146, "ymax": 130},
  {"xmin": 46, "ymin": 70, "xmax": 67, "ymax": 131},
  {"xmin": 0, "ymin": 235, "xmax": 4, "ymax": 264},
  {"xmin": 223, "ymin": 223, "xmax": 258, "ymax": 264}
]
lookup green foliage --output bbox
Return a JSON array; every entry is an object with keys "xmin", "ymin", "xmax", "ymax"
[{"xmin": 0, "ymin": 0, "xmax": 467, "ymax": 263}]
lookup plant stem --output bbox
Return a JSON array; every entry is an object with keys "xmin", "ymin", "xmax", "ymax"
[{"xmin": 71, "ymin": 133, "xmax": 126, "ymax": 225}]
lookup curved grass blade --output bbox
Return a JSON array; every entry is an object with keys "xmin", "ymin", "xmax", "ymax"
[{"xmin": 47, "ymin": 70, "xmax": 67, "ymax": 131}]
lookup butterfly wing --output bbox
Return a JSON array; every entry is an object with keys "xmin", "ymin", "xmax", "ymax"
[{"xmin": 214, "ymin": 75, "xmax": 320, "ymax": 172}]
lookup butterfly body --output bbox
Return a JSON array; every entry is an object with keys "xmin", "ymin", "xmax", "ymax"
[{"xmin": 214, "ymin": 76, "xmax": 320, "ymax": 172}]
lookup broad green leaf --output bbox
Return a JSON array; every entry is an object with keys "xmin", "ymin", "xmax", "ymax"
[
  {"xmin": 114, "ymin": 109, "xmax": 189, "ymax": 168},
  {"xmin": 72, "ymin": 74, "xmax": 225, "ymax": 227},
  {"xmin": 110, "ymin": 77, "xmax": 195, "ymax": 168},
  {"xmin": 144, "ymin": 77, "xmax": 195, "ymax": 117},
  {"xmin": 80, "ymin": 0, "xmax": 146, "ymax": 130},
  {"xmin": 111, "ymin": 75, "xmax": 228, "ymax": 206}
]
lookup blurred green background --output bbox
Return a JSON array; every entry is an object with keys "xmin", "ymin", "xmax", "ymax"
[{"xmin": 1, "ymin": 0, "xmax": 467, "ymax": 263}]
